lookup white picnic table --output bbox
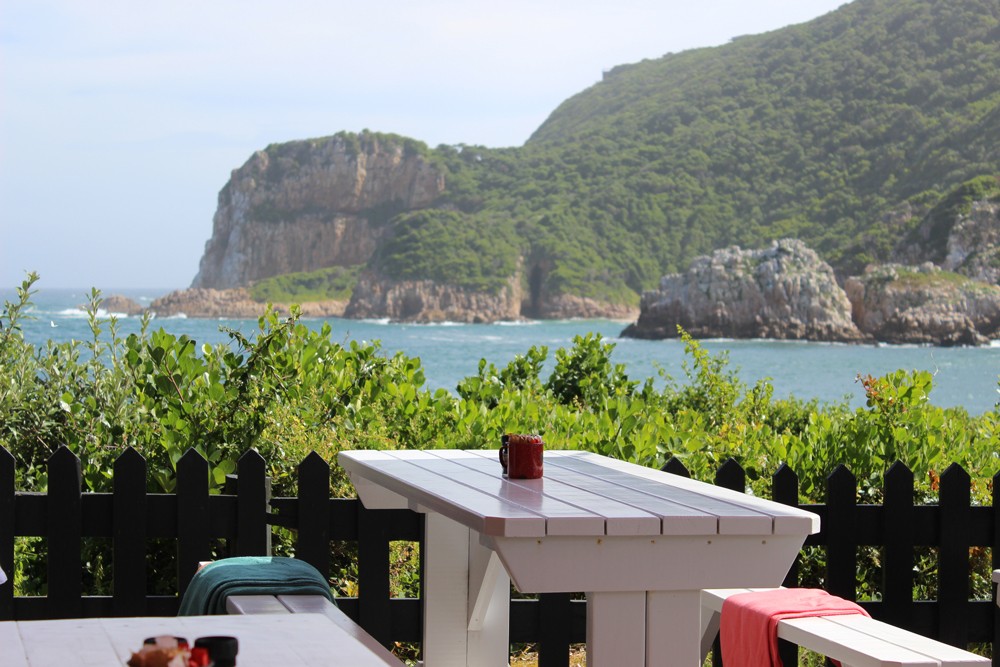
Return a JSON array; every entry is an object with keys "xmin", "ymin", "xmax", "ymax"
[
  {"xmin": 338, "ymin": 448, "xmax": 820, "ymax": 667},
  {"xmin": 0, "ymin": 612, "xmax": 396, "ymax": 666}
]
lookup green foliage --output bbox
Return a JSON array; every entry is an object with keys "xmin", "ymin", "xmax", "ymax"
[
  {"xmin": 372, "ymin": 209, "xmax": 521, "ymax": 293},
  {"xmin": 249, "ymin": 265, "xmax": 361, "ymax": 303}
]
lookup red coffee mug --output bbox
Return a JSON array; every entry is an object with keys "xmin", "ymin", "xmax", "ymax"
[{"xmin": 499, "ymin": 434, "xmax": 544, "ymax": 479}]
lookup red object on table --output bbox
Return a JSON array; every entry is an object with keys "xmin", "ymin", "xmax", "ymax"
[
  {"xmin": 499, "ymin": 434, "xmax": 543, "ymax": 478},
  {"xmin": 720, "ymin": 588, "xmax": 870, "ymax": 667}
]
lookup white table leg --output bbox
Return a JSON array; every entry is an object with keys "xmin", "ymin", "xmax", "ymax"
[
  {"xmin": 423, "ymin": 512, "xmax": 472, "ymax": 666},
  {"xmin": 586, "ymin": 591, "xmax": 646, "ymax": 667},
  {"xmin": 423, "ymin": 512, "xmax": 510, "ymax": 667},
  {"xmin": 647, "ymin": 590, "xmax": 703, "ymax": 666}
]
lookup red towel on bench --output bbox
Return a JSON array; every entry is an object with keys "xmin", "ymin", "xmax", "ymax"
[{"xmin": 720, "ymin": 588, "xmax": 870, "ymax": 667}]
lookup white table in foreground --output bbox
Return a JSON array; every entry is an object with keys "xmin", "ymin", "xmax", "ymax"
[
  {"xmin": 0, "ymin": 613, "xmax": 391, "ymax": 667},
  {"xmin": 338, "ymin": 449, "xmax": 820, "ymax": 667}
]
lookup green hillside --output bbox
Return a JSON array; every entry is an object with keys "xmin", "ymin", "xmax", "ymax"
[
  {"xmin": 265, "ymin": 0, "xmax": 1000, "ymax": 305},
  {"xmin": 518, "ymin": 0, "xmax": 1000, "ymax": 281}
]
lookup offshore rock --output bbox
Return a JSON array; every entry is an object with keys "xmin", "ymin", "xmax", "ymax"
[
  {"xmin": 622, "ymin": 239, "xmax": 865, "ymax": 342},
  {"xmin": 149, "ymin": 288, "xmax": 347, "ymax": 319},
  {"xmin": 192, "ymin": 133, "xmax": 445, "ymax": 289},
  {"xmin": 98, "ymin": 295, "xmax": 144, "ymax": 316},
  {"xmin": 844, "ymin": 263, "xmax": 1000, "ymax": 346},
  {"xmin": 345, "ymin": 272, "xmax": 522, "ymax": 323}
]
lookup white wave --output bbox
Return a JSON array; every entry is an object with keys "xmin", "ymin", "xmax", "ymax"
[
  {"xmin": 166, "ymin": 313, "xmax": 188, "ymax": 319},
  {"xmin": 989, "ymin": 339, "xmax": 1000, "ymax": 348},
  {"xmin": 494, "ymin": 319, "xmax": 540, "ymax": 326},
  {"xmin": 56, "ymin": 307, "xmax": 89, "ymax": 318},
  {"xmin": 360, "ymin": 318, "xmax": 391, "ymax": 325}
]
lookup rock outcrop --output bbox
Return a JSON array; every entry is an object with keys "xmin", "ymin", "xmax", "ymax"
[
  {"xmin": 844, "ymin": 263, "xmax": 1000, "ymax": 346},
  {"xmin": 345, "ymin": 273, "xmax": 523, "ymax": 323},
  {"xmin": 192, "ymin": 133, "xmax": 445, "ymax": 290},
  {"xmin": 621, "ymin": 240, "xmax": 866, "ymax": 342},
  {"xmin": 98, "ymin": 295, "xmax": 145, "ymax": 316},
  {"xmin": 941, "ymin": 200, "xmax": 1000, "ymax": 285},
  {"xmin": 149, "ymin": 288, "xmax": 346, "ymax": 319}
]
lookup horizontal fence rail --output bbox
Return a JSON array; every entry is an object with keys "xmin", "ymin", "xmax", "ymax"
[{"xmin": 1, "ymin": 445, "xmax": 999, "ymax": 667}]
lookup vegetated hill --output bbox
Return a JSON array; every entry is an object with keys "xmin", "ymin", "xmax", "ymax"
[
  {"xmin": 518, "ymin": 0, "xmax": 1000, "ymax": 279},
  {"xmin": 194, "ymin": 0, "xmax": 1000, "ymax": 316}
]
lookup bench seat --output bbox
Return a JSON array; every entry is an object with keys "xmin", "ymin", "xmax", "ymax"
[
  {"xmin": 227, "ymin": 594, "xmax": 402, "ymax": 666},
  {"xmin": 701, "ymin": 588, "xmax": 989, "ymax": 667}
]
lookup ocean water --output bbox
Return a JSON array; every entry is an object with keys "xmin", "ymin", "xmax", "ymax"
[{"xmin": 5, "ymin": 287, "xmax": 999, "ymax": 415}]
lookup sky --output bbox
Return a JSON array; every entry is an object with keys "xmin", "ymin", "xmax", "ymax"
[{"xmin": 0, "ymin": 1, "xmax": 848, "ymax": 290}]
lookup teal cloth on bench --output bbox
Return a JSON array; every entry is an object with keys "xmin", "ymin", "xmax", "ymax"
[{"xmin": 178, "ymin": 556, "xmax": 335, "ymax": 616}]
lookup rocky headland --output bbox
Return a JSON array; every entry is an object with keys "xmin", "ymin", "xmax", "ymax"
[
  {"xmin": 192, "ymin": 134, "xmax": 445, "ymax": 290},
  {"xmin": 176, "ymin": 132, "xmax": 997, "ymax": 342}
]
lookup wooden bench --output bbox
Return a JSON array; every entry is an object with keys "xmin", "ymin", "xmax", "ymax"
[
  {"xmin": 227, "ymin": 594, "xmax": 403, "ymax": 666},
  {"xmin": 701, "ymin": 589, "xmax": 989, "ymax": 667}
]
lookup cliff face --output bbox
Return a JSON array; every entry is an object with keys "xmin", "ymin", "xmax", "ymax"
[
  {"xmin": 192, "ymin": 134, "xmax": 445, "ymax": 289},
  {"xmin": 622, "ymin": 240, "xmax": 865, "ymax": 342},
  {"xmin": 345, "ymin": 272, "xmax": 523, "ymax": 323},
  {"xmin": 942, "ymin": 200, "xmax": 1000, "ymax": 285}
]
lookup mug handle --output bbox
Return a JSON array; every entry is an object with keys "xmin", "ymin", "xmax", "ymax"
[{"xmin": 499, "ymin": 435, "xmax": 509, "ymax": 474}]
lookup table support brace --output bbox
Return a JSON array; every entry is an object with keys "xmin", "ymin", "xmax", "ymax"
[{"xmin": 423, "ymin": 513, "xmax": 510, "ymax": 667}]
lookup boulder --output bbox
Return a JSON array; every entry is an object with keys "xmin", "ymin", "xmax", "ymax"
[{"xmin": 621, "ymin": 239, "xmax": 866, "ymax": 342}]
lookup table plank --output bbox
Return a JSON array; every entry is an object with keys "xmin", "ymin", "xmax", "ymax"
[
  {"xmin": 392, "ymin": 450, "xmax": 608, "ymax": 536},
  {"xmin": 427, "ymin": 449, "xmax": 665, "ymax": 535},
  {"xmin": 5, "ymin": 613, "xmax": 399, "ymax": 667},
  {"xmin": 458, "ymin": 449, "xmax": 714, "ymax": 536},
  {"xmin": 341, "ymin": 451, "xmax": 546, "ymax": 537},
  {"xmin": 551, "ymin": 450, "xmax": 819, "ymax": 535},
  {"xmin": 540, "ymin": 454, "xmax": 775, "ymax": 535}
]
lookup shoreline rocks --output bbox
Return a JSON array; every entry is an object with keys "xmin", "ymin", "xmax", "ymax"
[
  {"xmin": 844, "ymin": 263, "xmax": 1000, "ymax": 346},
  {"xmin": 622, "ymin": 240, "xmax": 1000, "ymax": 346},
  {"xmin": 148, "ymin": 288, "xmax": 346, "ymax": 319}
]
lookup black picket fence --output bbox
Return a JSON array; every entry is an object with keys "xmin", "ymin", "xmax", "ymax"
[{"xmin": 2, "ymin": 445, "xmax": 999, "ymax": 667}]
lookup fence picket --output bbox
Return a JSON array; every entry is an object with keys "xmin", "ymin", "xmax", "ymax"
[
  {"xmin": 883, "ymin": 461, "xmax": 915, "ymax": 630},
  {"xmin": 661, "ymin": 457, "xmax": 690, "ymax": 478},
  {"xmin": 939, "ymin": 463, "xmax": 972, "ymax": 648},
  {"xmin": 235, "ymin": 449, "xmax": 268, "ymax": 556},
  {"xmin": 47, "ymin": 446, "xmax": 82, "ymax": 618},
  {"xmin": 715, "ymin": 458, "xmax": 745, "ymax": 492},
  {"xmin": 295, "ymin": 452, "xmax": 331, "ymax": 578},
  {"xmin": 358, "ymin": 503, "xmax": 392, "ymax": 648},
  {"xmin": 176, "ymin": 449, "xmax": 210, "ymax": 599},
  {"xmin": 770, "ymin": 463, "xmax": 801, "ymax": 667},
  {"xmin": 113, "ymin": 448, "xmax": 147, "ymax": 616},
  {"xmin": 826, "ymin": 465, "xmax": 858, "ymax": 601}
]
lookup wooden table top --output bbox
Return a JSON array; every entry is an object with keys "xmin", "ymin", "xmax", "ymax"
[
  {"xmin": 1, "ymin": 613, "xmax": 395, "ymax": 667},
  {"xmin": 338, "ymin": 449, "xmax": 819, "ymax": 539}
]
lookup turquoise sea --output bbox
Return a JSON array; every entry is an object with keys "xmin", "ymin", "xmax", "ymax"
[{"xmin": 6, "ymin": 287, "xmax": 1000, "ymax": 415}]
